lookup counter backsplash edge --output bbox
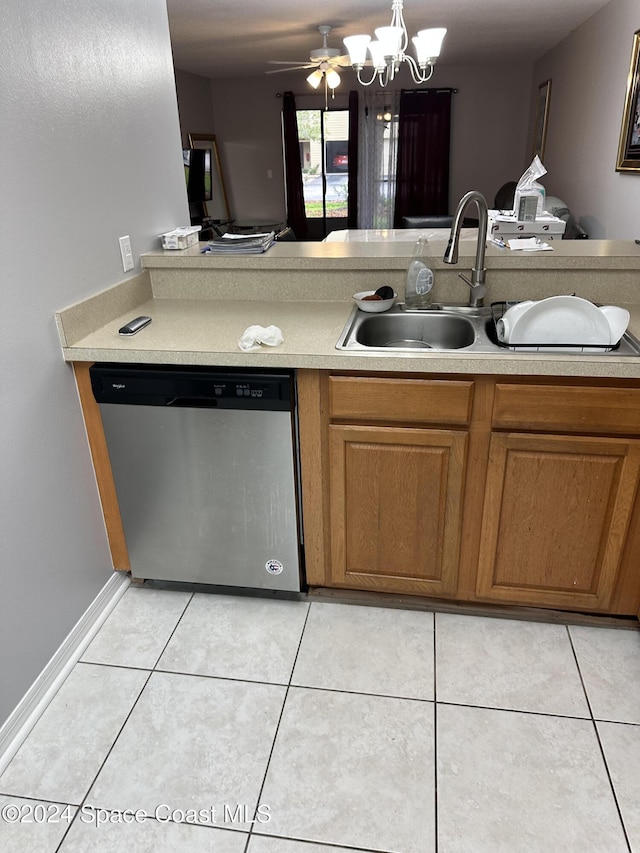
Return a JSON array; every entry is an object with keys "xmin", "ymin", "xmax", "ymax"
[
  {"xmin": 55, "ymin": 271, "xmax": 152, "ymax": 348},
  {"xmin": 147, "ymin": 265, "xmax": 640, "ymax": 306}
]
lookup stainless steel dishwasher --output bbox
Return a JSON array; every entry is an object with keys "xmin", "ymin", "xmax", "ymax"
[{"xmin": 90, "ymin": 364, "xmax": 303, "ymax": 592}]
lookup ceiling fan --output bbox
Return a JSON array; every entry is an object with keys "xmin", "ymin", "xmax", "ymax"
[{"xmin": 266, "ymin": 25, "xmax": 351, "ymax": 93}]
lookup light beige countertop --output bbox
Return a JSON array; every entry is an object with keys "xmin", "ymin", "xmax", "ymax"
[
  {"xmin": 56, "ymin": 239, "xmax": 640, "ymax": 379},
  {"xmin": 140, "ymin": 237, "xmax": 640, "ymax": 271}
]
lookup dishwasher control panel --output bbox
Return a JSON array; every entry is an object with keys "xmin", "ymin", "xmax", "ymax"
[
  {"xmin": 224, "ymin": 380, "xmax": 275, "ymax": 399},
  {"xmin": 90, "ymin": 364, "xmax": 294, "ymax": 411}
]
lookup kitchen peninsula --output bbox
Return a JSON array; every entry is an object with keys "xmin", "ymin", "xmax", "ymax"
[{"xmin": 56, "ymin": 238, "xmax": 640, "ymax": 619}]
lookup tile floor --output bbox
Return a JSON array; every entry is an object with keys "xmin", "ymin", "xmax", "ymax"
[{"xmin": 1, "ymin": 586, "xmax": 640, "ymax": 852}]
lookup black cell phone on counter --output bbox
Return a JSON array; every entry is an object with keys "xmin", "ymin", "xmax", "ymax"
[{"xmin": 118, "ymin": 316, "xmax": 152, "ymax": 336}]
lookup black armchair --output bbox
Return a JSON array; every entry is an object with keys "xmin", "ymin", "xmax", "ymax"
[{"xmin": 493, "ymin": 181, "xmax": 517, "ymax": 210}]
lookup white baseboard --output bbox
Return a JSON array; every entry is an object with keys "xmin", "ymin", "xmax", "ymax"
[{"xmin": 0, "ymin": 570, "xmax": 131, "ymax": 776}]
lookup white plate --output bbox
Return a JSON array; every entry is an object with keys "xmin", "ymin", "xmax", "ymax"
[
  {"xmin": 508, "ymin": 295, "xmax": 611, "ymax": 345},
  {"xmin": 599, "ymin": 305, "xmax": 630, "ymax": 344}
]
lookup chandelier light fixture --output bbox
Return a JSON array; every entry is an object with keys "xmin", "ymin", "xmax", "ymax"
[{"xmin": 343, "ymin": 0, "xmax": 447, "ymax": 87}]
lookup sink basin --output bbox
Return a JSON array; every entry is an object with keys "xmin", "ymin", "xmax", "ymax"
[
  {"xmin": 336, "ymin": 304, "xmax": 491, "ymax": 352},
  {"xmin": 354, "ymin": 313, "xmax": 475, "ymax": 350}
]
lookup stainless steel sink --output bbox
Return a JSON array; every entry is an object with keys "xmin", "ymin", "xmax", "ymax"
[
  {"xmin": 355, "ymin": 313, "xmax": 475, "ymax": 350},
  {"xmin": 336, "ymin": 304, "xmax": 496, "ymax": 352},
  {"xmin": 336, "ymin": 302, "xmax": 640, "ymax": 356}
]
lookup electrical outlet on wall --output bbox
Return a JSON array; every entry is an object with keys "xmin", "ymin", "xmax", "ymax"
[{"xmin": 119, "ymin": 235, "xmax": 134, "ymax": 272}]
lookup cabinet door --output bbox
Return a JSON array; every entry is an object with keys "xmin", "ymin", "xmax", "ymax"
[
  {"xmin": 476, "ymin": 433, "xmax": 640, "ymax": 611},
  {"xmin": 329, "ymin": 425, "xmax": 467, "ymax": 596}
]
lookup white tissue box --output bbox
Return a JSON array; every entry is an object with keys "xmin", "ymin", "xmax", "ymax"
[
  {"xmin": 489, "ymin": 211, "xmax": 566, "ymax": 239},
  {"xmin": 160, "ymin": 226, "xmax": 201, "ymax": 250}
]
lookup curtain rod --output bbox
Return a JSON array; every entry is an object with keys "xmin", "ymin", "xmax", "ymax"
[
  {"xmin": 276, "ymin": 92, "xmax": 338, "ymax": 99},
  {"xmin": 400, "ymin": 87, "xmax": 458, "ymax": 94},
  {"xmin": 276, "ymin": 87, "xmax": 458, "ymax": 98}
]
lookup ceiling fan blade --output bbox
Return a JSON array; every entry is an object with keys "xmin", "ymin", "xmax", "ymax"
[
  {"xmin": 267, "ymin": 60, "xmax": 313, "ymax": 66},
  {"xmin": 265, "ymin": 64, "xmax": 316, "ymax": 75},
  {"xmin": 333, "ymin": 55, "xmax": 353, "ymax": 67}
]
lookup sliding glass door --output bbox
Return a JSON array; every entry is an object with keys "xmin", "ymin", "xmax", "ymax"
[{"xmin": 297, "ymin": 109, "xmax": 349, "ymax": 239}]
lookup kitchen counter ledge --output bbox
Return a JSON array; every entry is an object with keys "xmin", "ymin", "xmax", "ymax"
[
  {"xmin": 56, "ymin": 293, "xmax": 640, "ymax": 379},
  {"xmin": 141, "ymin": 238, "xmax": 640, "ymax": 272},
  {"xmin": 56, "ymin": 240, "xmax": 640, "ymax": 379}
]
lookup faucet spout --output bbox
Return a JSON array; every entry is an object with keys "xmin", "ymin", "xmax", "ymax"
[{"xmin": 443, "ymin": 190, "xmax": 489, "ymax": 308}]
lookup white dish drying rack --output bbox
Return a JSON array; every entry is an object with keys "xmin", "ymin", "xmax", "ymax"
[{"xmin": 490, "ymin": 301, "xmax": 618, "ymax": 353}]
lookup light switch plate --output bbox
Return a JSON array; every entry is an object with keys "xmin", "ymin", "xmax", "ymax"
[{"xmin": 119, "ymin": 235, "xmax": 134, "ymax": 272}]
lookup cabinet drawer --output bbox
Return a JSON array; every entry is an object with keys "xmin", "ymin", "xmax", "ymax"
[
  {"xmin": 329, "ymin": 376, "xmax": 474, "ymax": 425},
  {"xmin": 492, "ymin": 383, "xmax": 640, "ymax": 435}
]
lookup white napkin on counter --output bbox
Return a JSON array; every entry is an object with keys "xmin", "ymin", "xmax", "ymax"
[
  {"xmin": 508, "ymin": 237, "xmax": 554, "ymax": 252},
  {"xmin": 238, "ymin": 324, "xmax": 284, "ymax": 352}
]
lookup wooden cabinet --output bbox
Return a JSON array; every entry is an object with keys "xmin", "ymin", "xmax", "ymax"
[
  {"xmin": 298, "ymin": 371, "xmax": 640, "ymax": 615},
  {"xmin": 300, "ymin": 373, "xmax": 477, "ymax": 597},
  {"xmin": 476, "ymin": 432, "xmax": 640, "ymax": 611},
  {"xmin": 328, "ymin": 424, "xmax": 467, "ymax": 595},
  {"xmin": 472, "ymin": 382, "xmax": 640, "ymax": 613}
]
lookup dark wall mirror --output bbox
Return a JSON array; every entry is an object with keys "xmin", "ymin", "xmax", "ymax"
[{"xmin": 188, "ymin": 132, "xmax": 232, "ymax": 221}]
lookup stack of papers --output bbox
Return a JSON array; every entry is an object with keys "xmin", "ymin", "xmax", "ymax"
[{"xmin": 203, "ymin": 231, "xmax": 276, "ymax": 255}]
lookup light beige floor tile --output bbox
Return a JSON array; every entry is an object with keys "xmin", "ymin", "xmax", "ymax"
[
  {"xmin": 248, "ymin": 837, "xmax": 369, "ymax": 853},
  {"xmin": 0, "ymin": 797, "xmax": 77, "ymax": 853},
  {"xmin": 81, "ymin": 587, "xmax": 192, "ymax": 669},
  {"xmin": 157, "ymin": 594, "xmax": 308, "ymax": 684},
  {"xmin": 292, "ymin": 602, "xmax": 434, "ymax": 699},
  {"xmin": 570, "ymin": 625, "xmax": 640, "ymax": 723},
  {"xmin": 0, "ymin": 664, "xmax": 148, "ymax": 804},
  {"xmin": 256, "ymin": 687, "xmax": 435, "ymax": 852},
  {"xmin": 436, "ymin": 613, "xmax": 589, "ymax": 716},
  {"xmin": 87, "ymin": 672, "xmax": 285, "ymax": 832},
  {"xmin": 597, "ymin": 721, "xmax": 640, "ymax": 851},
  {"xmin": 58, "ymin": 813, "xmax": 246, "ymax": 852},
  {"xmin": 437, "ymin": 704, "xmax": 627, "ymax": 853}
]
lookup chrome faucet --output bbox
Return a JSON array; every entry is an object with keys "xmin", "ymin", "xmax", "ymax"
[{"xmin": 443, "ymin": 190, "xmax": 489, "ymax": 308}]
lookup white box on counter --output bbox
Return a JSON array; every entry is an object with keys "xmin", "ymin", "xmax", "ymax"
[
  {"xmin": 160, "ymin": 226, "xmax": 202, "ymax": 250},
  {"xmin": 488, "ymin": 211, "xmax": 566, "ymax": 239}
]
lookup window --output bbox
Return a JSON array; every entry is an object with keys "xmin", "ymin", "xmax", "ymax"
[{"xmin": 297, "ymin": 109, "xmax": 349, "ymax": 224}]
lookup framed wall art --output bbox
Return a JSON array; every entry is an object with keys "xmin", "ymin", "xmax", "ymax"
[
  {"xmin": 616, "ymin": 30, "xmax": 640, "ymax": 172},
  {"xmin": 532, "ymin": 79, "xmax": 551, "ymax": 160}
]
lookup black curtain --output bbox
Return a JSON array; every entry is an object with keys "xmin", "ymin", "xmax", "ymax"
[
  {"xmin": 347, "ymin": 90, "xmax": 359, "ymax": 228},
  {"xmin": 393, "ymin": 88, "xmax": 453, "ymax": 228},
  {"xmin": 282, "ymin": 91, "xmax": 308, "ymax": 239}
]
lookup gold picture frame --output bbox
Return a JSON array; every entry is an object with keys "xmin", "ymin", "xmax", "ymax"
[
  {"xmin": 532, "ymin": 79, "xmax": 552, "ymax": 160},
  {"xmin": 188, "ymin": 133, "xmax": 232, "ymax": 220},
  {"xmin": 616, "ymin": 30, "xmax": 640, "ymax": 172}
]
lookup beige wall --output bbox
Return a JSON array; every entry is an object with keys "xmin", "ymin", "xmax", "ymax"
[
  {"xmin": 175, "ymin": 68, "xmax": 216, "ymax": 148},
  {"xmin": 178, "ymin": 63, "xmax": 531, "ymax": 223},
  {"xmin": 531, "ymin": 0, "xmax": 639, "ymax": 238}
]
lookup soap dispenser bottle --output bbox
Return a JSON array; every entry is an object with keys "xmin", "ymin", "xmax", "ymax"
[{"xmin": 404, "ymin": 236, "xmax": 434, "ymax": 309}]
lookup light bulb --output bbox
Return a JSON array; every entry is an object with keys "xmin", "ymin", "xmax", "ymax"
[
  {"xmin": 374, "ymin": 26, "xmax": 403, "ymax": 57},
  {"xmin": 343, "ymin": 34, "xmax": 370, "ymax": 66},
  {"xmin": 325, "ymin": 68, "xmax": 341, "ymax": 89},
  {"xmin": 368, "ymin": 40, "xmax": 388, "ymax": 71},
  {"xmin": 414, "ymin": 28, "xmax": 447, "ymax": 64},
  {"xmin": 306, "ymin": 69, "xmax": 323, "ymax": 89}
]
